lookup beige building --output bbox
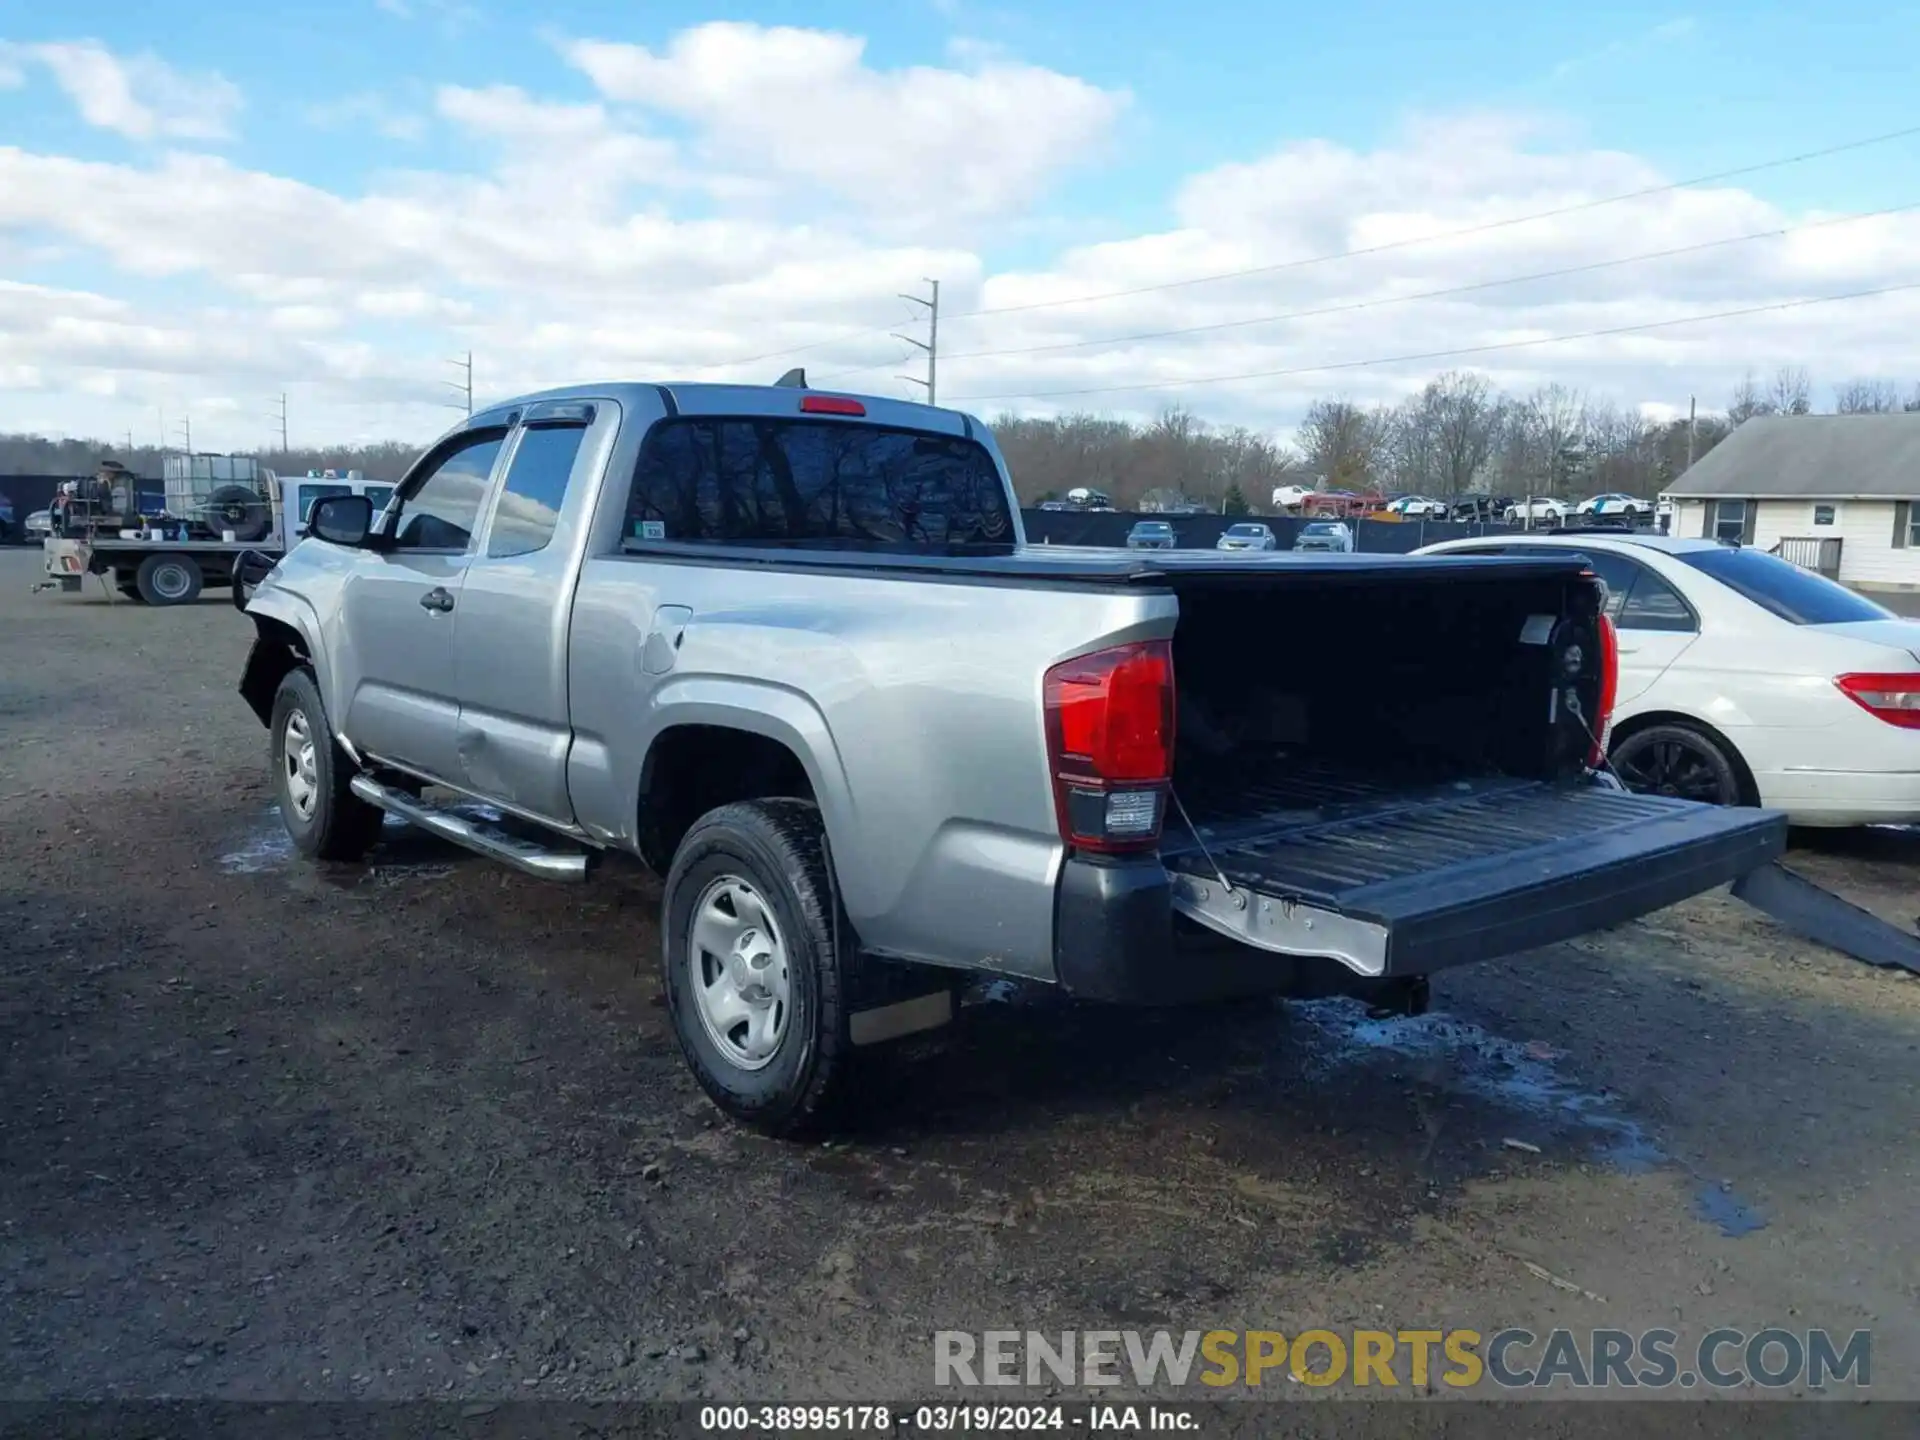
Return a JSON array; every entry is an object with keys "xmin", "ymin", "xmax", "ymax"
[{"xmin": 1661, "ymin": 413, "xmax": 1920, "ymax": 593}]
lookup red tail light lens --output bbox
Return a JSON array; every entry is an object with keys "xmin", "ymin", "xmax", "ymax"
[
  {"xmin": 799, "ymin": 394, "xmax": 866, "ymax": 416},
  {"xmin": 1835, "ymin": 672, "xmax": 1920, "ymax": 729},
  {"xmin": 1043, "ymin": 640, "xmax": 1174, "ymax": 853},
  {"xmin": 1592, "ymin": 611, "xmax": 1620, "ymax": 767}
]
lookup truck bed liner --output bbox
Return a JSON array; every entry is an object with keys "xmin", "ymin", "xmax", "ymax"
[{"xmin": 1165, "ymin": 772, "xmax": 1787, "ymax": 975}]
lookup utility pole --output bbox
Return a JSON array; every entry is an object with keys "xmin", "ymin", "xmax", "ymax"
[
  {"xmin": 270, "ymin": 392, "xmax": 289, "ymax": 454},
  {"xmin": 1686, "ymin": 395, "xmax": 1697, "ymax": 471},
  {"xmin": 176, "ymin": 415, "xmax": 192, "ymax": 457},
  {"xmin": 443, "ymin": 351, "xmax": 473, "ymax": 415},
  {"xmin": 892, "ymin": 278, "xmax": 939, "ymax": 405}
]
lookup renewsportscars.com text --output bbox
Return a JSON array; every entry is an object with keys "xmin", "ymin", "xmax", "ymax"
[{"xmin": 933, "ymin": 1328, "xmax": 1871, "ymax": 1392}]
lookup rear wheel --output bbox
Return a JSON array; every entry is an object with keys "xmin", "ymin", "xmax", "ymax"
[
  {"xmin": 136, "ymin": 553, "xmax": 202, "ymax": 606},
  {"xmin": 661, "ymin": 799, "xmax": 855, "ymax": 1137},
  {"xmin": 1610, "ymin": 723, "xmax": 1744, "ymax": 807}
]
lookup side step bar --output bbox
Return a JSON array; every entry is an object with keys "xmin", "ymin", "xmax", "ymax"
[{"xmin": 348, "ymin": 776, "xmax": 589, "ymax": 882}]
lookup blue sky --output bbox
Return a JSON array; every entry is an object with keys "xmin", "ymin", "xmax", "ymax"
[{"xmin": 3, "ymin": 1, "xmax": 1919, "ymax": 446}]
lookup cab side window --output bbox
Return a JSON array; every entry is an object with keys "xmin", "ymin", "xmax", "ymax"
[
  {"xmin": 487, "ymin": 419, "xmax": 590, "ymax": 559},
  {"xmin": 391, "ymin": 430, "xmax": 506, "ymax": 551}
]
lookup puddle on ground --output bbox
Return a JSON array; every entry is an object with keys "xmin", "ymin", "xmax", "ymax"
[
  {"xmin": 1294, "ymin": 999, "xmax": 1768, "ymax": 1235},
  {"xmin": 1694, "ymin": 1183, "xmax": 1768, "ymax": 1238},
  {"xmin": 1294, "ymin": 1000, "xmax": 1664, "ymax": 1172},
  {"xmin": 217, "ymin": 804, "xmax": 463, "ymax": 883}
]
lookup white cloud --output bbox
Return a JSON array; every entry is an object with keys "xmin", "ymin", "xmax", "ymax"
[
  {"xmin": 1, "ymin": 27, "xmax": 1918, "ymax": 453},
  {"xmin": 12, "ymin": 39, "xmax": 241, "ymax": 142},
  {"xmin": 561, "ymin": 22, "xmax": 1127, "ymax": 226}
]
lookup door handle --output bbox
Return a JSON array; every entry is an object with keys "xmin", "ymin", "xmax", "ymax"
[{"xmin": 420, "ymin": 587, "xmax": 455, "ymax": 614}]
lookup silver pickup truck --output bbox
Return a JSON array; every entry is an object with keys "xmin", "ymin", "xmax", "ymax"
[{"xmin": 235, "ymin": 379, "xmax": 1787, "ymax": 1134}]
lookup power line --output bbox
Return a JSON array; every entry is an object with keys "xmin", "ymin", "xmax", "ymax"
[
  {"xmin": 934, "ymin": 200, "xmax": 1920, "ymax": 362},
  {"xmin": 935, "ymin": 122, "xmax": 1920, "ymax": 322},
  {"xmin": 944, "ymin": 281, "xmax": 1920, "ymax": 403}
]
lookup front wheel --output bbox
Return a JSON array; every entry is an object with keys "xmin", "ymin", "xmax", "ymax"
[
  {"xmin": 1610, "ymin": 723, "xmax": 1745, "ymax": 807},
  {"xmin": 268, "ymin": 669, "xmax": 385, "ymax": 861},
  {"xmin": 661, "ymin": 799, "xmax": 856, "ymax": 1137}
]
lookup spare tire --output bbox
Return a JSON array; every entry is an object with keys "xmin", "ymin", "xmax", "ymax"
[{"xmin": 206, "ymin": 484, "xmax": 271, "ymax": 542}]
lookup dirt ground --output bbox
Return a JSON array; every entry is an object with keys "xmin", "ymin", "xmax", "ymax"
[{"xmin": 2, "ymin": 547, "xmax": 1917, "ymax": 1405}]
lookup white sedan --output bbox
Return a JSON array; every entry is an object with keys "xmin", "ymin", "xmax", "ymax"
[
  {"xmin": 1416, "ymin": 532, "xmax": 1920, "ymax": 826},
  {"xmin": 1387, "ymin": 495, "xmax": 1448, "ymax": 519},
  {"xmin": 1576, "ymin": 492, "xmax": 1650, "ymax": 519},
  {"xmin": 1504, "ymin": 497, "xmax": 1567, "ymax": 524}
]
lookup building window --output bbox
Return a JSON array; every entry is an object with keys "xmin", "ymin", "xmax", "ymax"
[
  {"xmin": 1812, "ymin": 504, "xmax": 1836, "ymax": 526},
  {"xmin": 1898, "ymin": 501, "xmax": 1917, "ymax": 549},
  {"xmin": 1713, "ymin": 499, "xmax": 1748, "ymax": 543}
]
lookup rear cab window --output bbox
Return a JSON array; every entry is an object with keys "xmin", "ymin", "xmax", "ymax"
[
  {"xmin": 624, "ymin": 417, "xmax": 1015, "ymax": 553},
  {"xmin": 1674, "ymin": 547, "xmax": 1893, "ymax": 624}
]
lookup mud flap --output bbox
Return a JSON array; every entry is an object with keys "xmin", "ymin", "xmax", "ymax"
[{"xmin": 1731, "ymin": 861, "xmax": 1920, "ymax": 976}]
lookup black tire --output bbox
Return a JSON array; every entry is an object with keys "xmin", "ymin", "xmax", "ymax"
[
  {"xmin": 136, "ymin": 553, "xmax": 202, "ymax": 606},
  {"xmin": 661, "ymin": 799, "xmax": 855, "ymax": 1137},
  {"xmin": 207, "ymin": 484, "xmax": 272, "ymax": 542},
  {"xmin": 1610, "ymin": 723, "xmax": 1745, "ymax": 807},
  {"xmin": 268, "ymin": 669, "xmax": 385, "ymax": 861}
]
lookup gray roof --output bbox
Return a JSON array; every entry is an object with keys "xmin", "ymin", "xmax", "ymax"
[{"xmin": 1666, "ymin": 413, "xmax": 1920, "ymax": 500}]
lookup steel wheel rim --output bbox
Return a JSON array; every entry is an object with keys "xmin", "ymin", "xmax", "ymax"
[
  {"xmin": 687, "ymin": 875, "xmax": 792, "ymax": 1071},
  {"xmin": 153, "ymin": 563, "xmax": 191, "ymax": 599},
  {"xmin": 1615, "ymin": 736, "xmax": 1727, "ymax": 804},
  {"xmin": 281, "ymin": 708, "xmax": 319, "ymax": 819}
]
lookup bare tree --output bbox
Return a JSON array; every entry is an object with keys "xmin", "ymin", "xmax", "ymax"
[
  {"xmin": 1498, "ymin": 384, "xmax": 1588, "ymax": 495},
  {"xmin": 1727, "ymin": 371, "xmax": 1770, "ymax": 426},
  {"xmin": 1767, "ymin": 366, "xmax": 1813, "ymax": 416},
  {"xmin": 1834, "ymin": 378, "xmax": 1904, "ymax": 413},
  {"xmin": 1425, "ymin": 371, "xmax": 1503, "ymax": 496},
  {"xmin": 1294, "ymin": 398, "xmax": 1379, "ymax": 488}
]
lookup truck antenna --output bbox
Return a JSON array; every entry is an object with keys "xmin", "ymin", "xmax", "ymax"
[{"xmin": 774, "ymin": 368, "xmax": 807, "ymax": 389}]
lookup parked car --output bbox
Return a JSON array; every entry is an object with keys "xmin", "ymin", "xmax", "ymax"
[
  {"xmin": 1417, "ymin": 531, "xmax": 1920, "ymax": 826},
  {"xmin": 1577, "ymin": 493, "xmax": 1651, "ymax": 521},
  {"xmin": 1037, "ymin": 500, "xmax": 1070, "ymax": 512},
  {"xmin": 1294, "ymin": 520, "xmax": 1354, "ymax": 552},
  {"xmin": 1270, "ymin": 484, "xmax": 1314, "ymax": 509},
  {"xmin": 232, "ymin": 379, "xmax": 1785, "ymax": 1135},
  {"xmin": 1505, "ymin": 498, "xmax": 1568, "ymax": 524},
  {"xmin": 25, "ymin": 509, "xmax": 53, "ymax": 540},
  {"xmin": 1214, "ymin": 522, "xmax": 1278, "ymax": 551},
  {"xmin": 1126, "ymin": 520, "xmax": 1176, "ymax": 550},
  {"xmin": 0, "ymin": 495, "xmax": 14, "ymax": 543},
  {"xmin": 1386, "ymin": 496, "xmax": 1448, "ymax": 520},
  {"xmin": 1451, "ymin": 494, "xmax": 1515, "ymax": 523}
]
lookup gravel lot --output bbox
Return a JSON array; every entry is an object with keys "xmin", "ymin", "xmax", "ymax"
[{"xmin": 2, "ymin": 546, "xmax": 1917, "ymax": 1404}]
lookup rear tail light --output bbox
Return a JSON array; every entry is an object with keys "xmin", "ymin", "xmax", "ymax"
[
  {"xmin": 799, "ymin": 394, "xmax": 866, "ymax": 416},
  {"xmin": 1043, "ymin": 640, "xmax": 1174, "ymax": 854},
  {"xmin": 1835, "ymin": 672, "xmax": 1920, "ymax": 729},
  {"xmin": 1592, "ymin": 611, "xmax": 1620, "ymax": 766}
]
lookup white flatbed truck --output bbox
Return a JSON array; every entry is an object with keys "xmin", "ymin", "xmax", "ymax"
[{"xmin": 38, "ymin": 472, "xmax": 395, "ymax": 606}]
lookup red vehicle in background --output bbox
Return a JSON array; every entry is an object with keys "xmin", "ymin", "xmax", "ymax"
[{"xmin": 1302, "ymin": 489, "xmax": 1389, "ymax": 519}]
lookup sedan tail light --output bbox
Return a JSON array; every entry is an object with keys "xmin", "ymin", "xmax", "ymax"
[
  {"xmin": 1591, "ymin": 611, "xmax": 1620, "ymax": 766},
  {"xmin": 1834, "ymin": 672, "xmax": 1920, "ymax": 729},
  {"xmin": 1043, "ymin": 640, "xmax": 1174, "ymax": 854}
]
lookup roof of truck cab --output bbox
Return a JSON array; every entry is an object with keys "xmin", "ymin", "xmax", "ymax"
[{"xmin": 468, "ymin": 381, "xmax": 975, "ymax": 434}]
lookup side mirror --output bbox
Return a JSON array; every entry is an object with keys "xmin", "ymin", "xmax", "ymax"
[{"xmin": 309, "ymin": 493, "xmax": 374, "ymax": 546}]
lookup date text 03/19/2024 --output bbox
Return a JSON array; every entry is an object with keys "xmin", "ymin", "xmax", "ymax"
[{"xmin": 698, "ymin": 1405, "xmax": 1200, "ymax": 1432}]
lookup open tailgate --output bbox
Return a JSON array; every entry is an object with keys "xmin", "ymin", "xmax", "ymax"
[{"xmin": 1163, "ymin": 780, "xmax": 1787, "ymax": 976}]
